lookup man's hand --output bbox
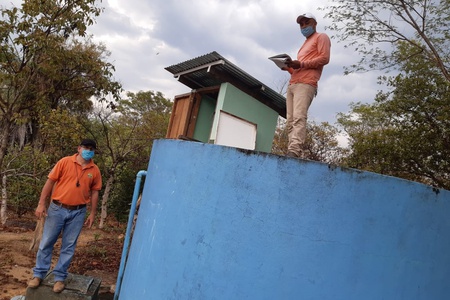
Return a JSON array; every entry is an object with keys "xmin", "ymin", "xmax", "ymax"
[
  {"xmin": 35, "ymin": 204, "xmax": 47, "ymax": 219},
  {"xmin": 286, "ymin": 60, "xmax": 301, "ymax": 69},
  {"xmin": 84, "ymin": 213, "xmax": 95, "ymax": 228}
]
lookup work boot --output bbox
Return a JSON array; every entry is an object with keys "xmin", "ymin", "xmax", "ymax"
[
  {"xmin": 286, "ymin": 151, "xmax": 298, "ymax": 158},
  {"xmin": 53, "ymin": 281, "xmax": 65, "ymax": 293},
  {"xmin": 28, "ymin": 277, "xmax": 42, "ymax": 288}
]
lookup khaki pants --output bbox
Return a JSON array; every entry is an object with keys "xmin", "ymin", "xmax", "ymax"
[{"xmin": 286, "ymin": 83, "xmax": 316, "ymax": 156}]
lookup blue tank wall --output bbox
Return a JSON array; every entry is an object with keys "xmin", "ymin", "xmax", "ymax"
[{"xmin": 119, "ymin": 139, "xmax": 450, "ymax": 300}]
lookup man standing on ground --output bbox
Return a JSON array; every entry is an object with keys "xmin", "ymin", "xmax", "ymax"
[
  {"xmin": 28, "ymin": 139, "xmax": 102, "ymax": 293},
  {"xmin": 283, "ymin": 13, "xmax": 331, "ymax": 158}
]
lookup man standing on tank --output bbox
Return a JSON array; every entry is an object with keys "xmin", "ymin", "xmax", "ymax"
[{"xmin": 282, "ymin": 13, "xmax": 331, "ymax": 158}]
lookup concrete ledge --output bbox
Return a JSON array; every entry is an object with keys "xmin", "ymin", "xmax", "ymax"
[{"xmin": 26, "ymin": 273, "xmax": 101, "ymax": 300}]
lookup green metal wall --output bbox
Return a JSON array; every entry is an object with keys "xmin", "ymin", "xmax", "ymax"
[
  {"xmin": 192, "ymin": 95, "xmax": 217, "ymax": 142},
  {"xmin": 209, "ymin": 83, "xmax": 279, "ymax": 152}
]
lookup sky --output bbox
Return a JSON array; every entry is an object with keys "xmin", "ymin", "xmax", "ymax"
[
  {"xmin": 86, "ymin": 0, "xmax": 385, "ymax": 125},
  {"xmin": 6, "ymin": 0, "xmax": 385, "ymax": 131}
]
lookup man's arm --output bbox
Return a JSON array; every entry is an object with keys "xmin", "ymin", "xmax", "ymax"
[
  {"xmin": 35, "ymin": 178, "xmax": 56, "ymax": 219},
  {"xmin": 303, "ymin": 33, "xmax": 331, "ymax": 68},
  {"xmin": 84, "ymin": 190, "xmax": 99, "ymax": 228}
]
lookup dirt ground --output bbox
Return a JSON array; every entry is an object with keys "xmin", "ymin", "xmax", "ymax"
[{"xmin": 0, "ymin": 213, "xmax": 125, "ymax": 300}]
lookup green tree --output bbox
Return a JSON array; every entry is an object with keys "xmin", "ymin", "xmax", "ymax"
[
  {"xmin": 2, "ymin": 145, "xmax": 50, "ymax": 221},
  {"xmin": 271, "ymin": 118, "xmax": 289, "ymax": 156},
  {"xmin": 272, "ymin": 119, "xmax": 347, "ymax": 165},
  {"xmin": 85, "ymin": 90, "xmax": 172, "ymax": 228},
  {"xmin": 39, "ymin": 108, "xmax": 87, "ymax": 159},
  {"xmin": 304, "ymin": 121, "xmax": 349, "ymax": 164},
  {"xmin": 337, "ymin": 102, "xmax": 398, "ymax": 174},
  {"xmin": 324, "ymin": 0, "xmax": 450, "ymax": 81},
  {"xmin": 1, "ymin": 108, "xmax": 87, "ymax": 224},
  {"xmin": 337, "ymin": 42, "xmax": 450, "ymax": 189},
  {"xmin": 0, "ymin": 0, "xmax": 121, "ymax": 221},
  {"xmin": 0, "ymin": 0, "xmax": 121, "ymax": 156}
]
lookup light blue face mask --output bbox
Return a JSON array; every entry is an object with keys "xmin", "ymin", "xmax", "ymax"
[
  {"xmin": 81, "ymin": 149, "xmax": 95, "ymax": 160},
  {"xmin": 301, "ymin": 26, "xmax": 315, "ymax": 38}
]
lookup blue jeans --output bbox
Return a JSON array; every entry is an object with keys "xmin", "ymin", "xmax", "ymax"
[{"xmin": 33, "ymin": 201, "xmax": 86, "ymax": 281}]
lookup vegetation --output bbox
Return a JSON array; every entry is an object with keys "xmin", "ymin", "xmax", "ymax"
[
  {"xmin": 337, "ymin": 42, "xmax": 449, "ymax": 189},
  {"xmin": 323, "ymin": 0, "xmax": 450, "ymax": 81},
  {"xmin": 272, "ymin": 119, "xmax": 348, "ymax": 165},
  {"xmin": 0, "ymin": 0, "xmax": 172, "ymax": 225},
  {"xmin": 322, "ymin": 0, "xmax": 449, "ymax": 189},
  {"xmin": 1, "ymin": 0, "xmax": 449, "ymax": 227},
  {"xmin": 86, "ymin": 91, "xmax": 172, "ymax": 228}
]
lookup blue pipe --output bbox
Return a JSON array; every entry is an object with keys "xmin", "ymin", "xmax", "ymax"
[{"xmin": 114, "ymin": 170, "xmax": 147, "ymax": 300}]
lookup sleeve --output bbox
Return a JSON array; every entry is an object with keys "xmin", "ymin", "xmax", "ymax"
[
  {"xmin": 91, "ymin": 166, "xmax": 103, "ymax": 191},
  {"xmin": 304, "ymin": 33, "xmax": 331, "ymax": 69},
  {"xmin": 48, "ymin": 158, "xmax": 65, "ymax": 182}
]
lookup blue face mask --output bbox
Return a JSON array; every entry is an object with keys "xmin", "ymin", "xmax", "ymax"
[
  {"xmin": 81, "ymin": 149, "xmax": 95, "ymax": 160},
  {"xmin": 301, "ymin": 26, "xmax": 315, "ymax": 38}
]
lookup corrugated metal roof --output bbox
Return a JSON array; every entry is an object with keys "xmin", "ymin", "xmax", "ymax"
[{"xmin": 165, "ymin": 51, "xmax": 286, "ymax": 118}]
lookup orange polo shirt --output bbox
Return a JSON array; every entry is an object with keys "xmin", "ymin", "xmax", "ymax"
[
  {"xmin": 288, "ymin": 32, "xmax": 331, "ymax": 88},
  {"xmin": 49, "ymin": 154, "xmax": 102, "ymax": 205}
]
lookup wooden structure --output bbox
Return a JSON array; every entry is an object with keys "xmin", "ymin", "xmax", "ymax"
[{"xmin": 166, "ymin": 86, "xmax": 219, "ymax": 141}]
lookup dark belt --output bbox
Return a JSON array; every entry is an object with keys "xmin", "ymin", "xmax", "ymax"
[{"xmin": 52, "ymin": 200, "xmax": 86, "ymax": 210}]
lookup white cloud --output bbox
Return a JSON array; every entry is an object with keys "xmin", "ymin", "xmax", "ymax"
[{"xmin": 5, "ymin": 0, "xmax": 388, "ymax": 125}]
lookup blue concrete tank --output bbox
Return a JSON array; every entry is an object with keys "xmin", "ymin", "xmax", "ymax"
[{"xmin": 118, "ymin": 139, "xmax": 450, "ymax": 300}]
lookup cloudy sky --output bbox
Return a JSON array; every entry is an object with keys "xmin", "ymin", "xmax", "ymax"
[
  {"xmin": 8, "ymin": 0, "xmax": 385, "ymax": 127},
  {"xmin": 86, "ymin": 0, "xmax": 387, "ymax": 125}
]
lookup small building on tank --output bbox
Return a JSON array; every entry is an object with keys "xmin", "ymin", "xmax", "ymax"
[{"xmin": 164, "ymin": 51, "xmax": 286, "ymax": 153}]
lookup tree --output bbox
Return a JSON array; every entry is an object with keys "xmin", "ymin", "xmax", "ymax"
[
  {"xmin": 86, "ymin": 90, "xmax": 172, "ymax": 228},
  {"xmin": 1, "ymin": 108, "xmax": 87, "ymax": 224},
  {"xmin": 271, "ymin": 118, "xmax": 289, "ymax": 156},
  {"xmin": 272, "ymin": 118, "xmax": 348, "ymax": 165},
  {"xmin": 1, "ymin": 145, "xmax": 49, "ymax": 224},
  {"xmin": 0, "ymin": 0, "xmax": 121, "ymax": 220},
  {"xmin": 324, "ymin": 0, "xmax": 450, "ymax": 82},
  {"xmin": 0, "ymin": 0, "xmax": 121, "ymax": 158},
  {"xmin": 337, "ymin": 42, "xmax": 450, "ymax": 189},
  {"xmin": 337, "ymin": 102, "xmax": 399, "ymax": 174},
  {"xmin": 304, "ymin": 121, "xmax": 349, "ymax": 164}
]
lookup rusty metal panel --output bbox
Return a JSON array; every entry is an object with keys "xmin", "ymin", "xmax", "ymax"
[{"xmin": 166, "ymin": 94, "xmax": 193, "ymax": 139}]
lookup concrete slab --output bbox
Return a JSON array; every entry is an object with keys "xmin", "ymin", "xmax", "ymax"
[{"xmin": 26, "ymin": 273, "xmax": 101, "ymax": 300}]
